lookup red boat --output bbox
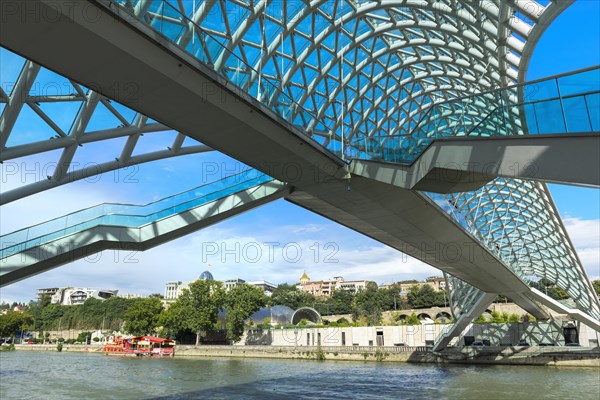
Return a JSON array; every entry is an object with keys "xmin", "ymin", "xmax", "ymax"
[{"xmin": 104, "ymin": 336, "xmax": 175, "ymax": 357}]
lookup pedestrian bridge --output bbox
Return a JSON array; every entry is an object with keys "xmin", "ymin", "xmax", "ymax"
[{"xmin": 1, "ymin": 0, "xmax": 599, "ymax": 351}]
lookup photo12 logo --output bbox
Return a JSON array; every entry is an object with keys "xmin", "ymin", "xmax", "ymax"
[{"xmin": 201, "ymin": 241, "xmax": 339, "ymax": 264}]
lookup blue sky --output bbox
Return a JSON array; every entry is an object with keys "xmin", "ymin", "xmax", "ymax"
[{"xmin": 1, "ymin": 2, "xmax": 599, "ymax": 302}]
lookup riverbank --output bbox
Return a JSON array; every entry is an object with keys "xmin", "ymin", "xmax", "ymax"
[
  {"xmin": 13, "ymin": 344, "xmax": 599, "ymax": 367},
  {"xmin": 175, "ymin": 345, "xmax": 600, "ymax": 367},
  {"xmin": 13, "ymin": 344, "xmax": 104, "ymax": 352}
]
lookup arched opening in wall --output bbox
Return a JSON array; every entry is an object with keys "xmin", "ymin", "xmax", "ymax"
[
  {"xmin": 397, "ymin": 314, "xmax": 408, "ymax": 322},
  {"xmin": 483, "ymin": 309, "xmax": 493, "ymax": 320},
  {"xmin": 292, "ymin": 307, "xmax": 322, "ymax": 325},
  {"xmin": 435, "ymin": 312, "xmax": 452, "ymax": 323},
  {"xmin": 417, "ymin": 313, "xmax": 433, "ymax": 323}
]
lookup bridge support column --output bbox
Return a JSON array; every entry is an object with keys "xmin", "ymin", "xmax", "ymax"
[
  {"xmin": 528, "ymin": 288, "xmax": 600, "ymax": 332},
  {"xmin": 432, "ymin": 292, "xmax": 497, "ymax": 352}
]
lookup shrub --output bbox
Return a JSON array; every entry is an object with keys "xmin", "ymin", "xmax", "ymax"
[
  {"xmin": 490, "ymin": 310, "xmax": 504, "ymax": 323},
  {"xmin": 375, "ymin": 347, "xmax": 386, "ymax": 362},
  {"xmin": 508, "ymin": 313, "xmax": 520, "ymax": 323},
  {"xmin": 315, "ymin": 345, "xmax": 326, "ymax": 361},
  {"xmin": 522, "ymin": 314, "xmax": 536, "ymax": 323},
  {"xmin": 400, "ymin": 313, "xmax": 420, "ymax": 325},
  {"xmin": 474, "ymin": 315, "xmax": 487, "ymax": 323}
]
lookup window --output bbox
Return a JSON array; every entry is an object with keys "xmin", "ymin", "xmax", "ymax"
[
  {"xmin": 307, "ymin": 333, "xmax": 310, "ymax": 346},
  {"xmin": 342, "ymin": 332, "xmax": 346, "ymax": 346}
]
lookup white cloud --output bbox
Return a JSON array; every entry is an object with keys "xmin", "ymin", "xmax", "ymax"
[{"xmin": 563, "ymin": 217, "xmax": 600, "ymax": 280}]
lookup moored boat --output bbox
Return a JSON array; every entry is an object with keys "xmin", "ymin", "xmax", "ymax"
[{"xmin": 103, "ymin": 336, "xmax": 175, "ymax": 357}]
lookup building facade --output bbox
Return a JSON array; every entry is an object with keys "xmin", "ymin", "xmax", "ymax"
[
  {"xmin": 380, "ymin": 277, "xmax": 446, "ymax": 296},
  {"xmin": 164, "ymin": 272, "xmax": 276, "ymax": 302},
  {"xmin": 38, "ymin": 287, "xmax": 118, "ymax": 305},
  {"xmin": 297, "ymin": 273, "xmax": 371, "ymax": 297}
]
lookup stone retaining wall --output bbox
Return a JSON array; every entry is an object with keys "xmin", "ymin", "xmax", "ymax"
[
  {"xmin": 176, "ymin": 345, "xmax": 600, "ymax": 367},
  {"xmin": 13, "ymin": 344, "xmax": 599, "ymax": 367}
]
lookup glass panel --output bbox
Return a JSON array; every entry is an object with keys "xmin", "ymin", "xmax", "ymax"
[
  {"xmin": 1, "ymin": 171, "xmax": 273, "ymax": 257},
  {"xmin": 558, "ymin": 69, "xmax": 600, "ymax": 97},
  {"xmin": 584, "ymin": 93, "xmax": 600, "ymax": 131},
  {"xmin": 521, "ymin": 78, "xmax": 559, "ymax": 102},
  {"xmin": 563, "ymin": 96, "xmax": 593, "ymax": 132},
  {"xmin": 533, "ymin": 99, "xmax": 567, "ymax": 134}
]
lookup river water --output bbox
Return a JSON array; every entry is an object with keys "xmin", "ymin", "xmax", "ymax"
[{"xmin": 1, "ymin": 351, "xmax": 598, "ymax": 399}]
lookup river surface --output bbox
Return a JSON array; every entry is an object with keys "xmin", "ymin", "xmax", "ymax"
[{"xmin": 1, "ymin": 351, "xmax": 598, "ymax": 399}]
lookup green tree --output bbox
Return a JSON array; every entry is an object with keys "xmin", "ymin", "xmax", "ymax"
[
  {"xmin": 530, "ymin": 279, "xmax": 569, "ymax": 300},
  {"xmin": 315, "ymin": 289, "xmax": 355, "ymax": 315},
  {"xmin": 164, "ymin": 279, "xmax": 226, "ymax": 346},
  {"xmin": 406, "ymin": 285, "xmax": 446, "ymax": 309},
  {"xmin": 352, "ymin": 283, "xmax": 382, "ymax": 326},
  {"xmin": 376, "ymin": 285, "xmax": 403, "ymax": 311},
  {"xmin": 124, "ymin": 297, "xmax": 164, "ymax": 336},
  {"xmin": 591, "ymin": 280, "xmax": 600, "ymax": 296},
  {"xmin": 76, "ymin": 331, "xmax": 92, "ymax": 344},
  {"xmin": 269, "ymin": 284, "xmax": 315, "ymax": 309},
  {"xmin": 39, "ymin": 294, "xmax": 52, "ymax": 308},
  {"xmin": 0, "ymin": 311, "xmax": 34, "ymax": 338},
  {"xmin": 224, "ymin": 284, "xmax": 267, "ymax": 342},
  {"xmin": 160, "ymin": 301, "xmax": 188, "ymax": 339}
]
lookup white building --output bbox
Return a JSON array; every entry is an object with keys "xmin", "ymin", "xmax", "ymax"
[
  {"xmin": 44, "ymin": 287, "xmax": 118, "ymax": 305},
  {"xmin": 222, "ymin": 278, "xmax": 246, "ymax": 291},
  {"xmin": 164, "ymin": 273, "xmax": 276, "ymax": 302},
  {"xmin": 164, "ymin": 281, "xmax": 189, "ymax": 303},
  {"xmin": 246, "ymin": 280, "xmax": 277, "ymax": 296},
  {"xmin": 336, "ymin": 279, "xmax": 369, "ymax": 294},
  {"xmin": 297, "ymin": 273, "xmax": 371, "ymax": 297},
  {"xmin": 37, "ymin": 288, "xmax": 61, "ymax": 301}
]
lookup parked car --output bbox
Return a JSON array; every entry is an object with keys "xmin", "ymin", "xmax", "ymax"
[{"xmin": 471, "ymin": 341, "xmax": 485, "ymax": 348}]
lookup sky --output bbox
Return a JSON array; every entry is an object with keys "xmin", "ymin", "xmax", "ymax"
[{"xmin": 1, "ymin": 2, "xmax": 599, "ymax": 303}]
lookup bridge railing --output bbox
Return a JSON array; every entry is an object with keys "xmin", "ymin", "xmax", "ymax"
[
  {"xmin": 0, "ymin": 170, "xmax": 273, "ymax": 258},
  {"xmin": 347, "ymin": 66, "xmax": 600, "ymax": 164}
]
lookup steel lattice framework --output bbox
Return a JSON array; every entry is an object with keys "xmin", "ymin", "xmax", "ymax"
[
  {"xmin": 0, "ymin": 58, "xmax": 213, "ymax": 204},
  {"xmin": 2, "ymin": 0, "xmax": 598, "ymax": 325}
]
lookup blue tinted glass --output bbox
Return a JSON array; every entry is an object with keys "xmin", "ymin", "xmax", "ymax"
[
  {"xmin": 0, "ymin": 171, "xmax": 273, "ymax": 257},
  {"xmin": 558, "ymin": 69, "xmax": 600, "ymax": 97},
  {"xmin": 529, "ymin": 99, "xmax": 567, "ymax": 134},
  {"xmin": 585, "ymin": 93, "xmax": 600, "ymax": 131},
  {"xmin": 563, "ymin": 96, "xmax": 593, "ymax": 132},
  {"xmin": 521, "ymin": 79, "xmax": 559, "ymax": 102}
]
